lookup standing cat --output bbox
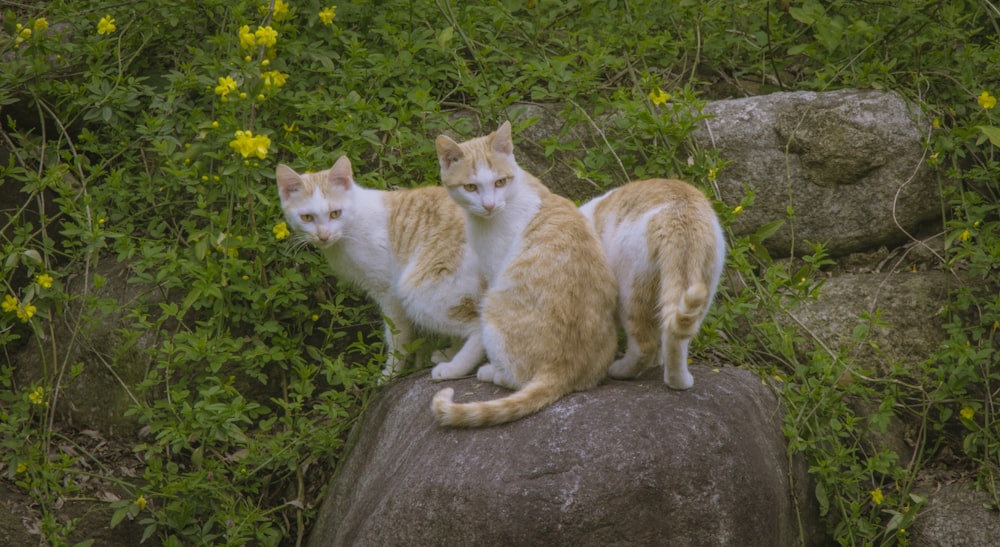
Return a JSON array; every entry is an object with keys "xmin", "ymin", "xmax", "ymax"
[
  {"xmin": 579, "ymin": 178, "xmax": 725, "ymax": 389},
  {"xmin": 276, "ymin": 156, "xmax": 485, "ymax": 379},
  {"xmin": 431, "ymin": 121, "xmax": 618, "ymax": 427}
]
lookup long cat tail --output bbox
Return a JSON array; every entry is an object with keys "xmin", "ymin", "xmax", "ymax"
[{"xmin": 431, "ymin": 376, "xmax": 564, "ymax": 427}]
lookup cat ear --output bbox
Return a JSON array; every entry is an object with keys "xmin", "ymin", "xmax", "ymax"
[
  {"xmin": 276, "ymin": 164, "xmax": 304, "ymax": 201},
  {"xmin": 491, "ymin": 121, "xmax": 514, "ymax": 156},
  {"xmin": 327, "ymin": 155, "xmax": 354, "ymax": 191},
  {"xmin": 436, "ymin": 135, "xmax": 464, "ymax": 170}
]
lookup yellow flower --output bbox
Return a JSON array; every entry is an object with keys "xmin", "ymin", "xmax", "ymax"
[
  {"xmin": 319, "ymin": 6, "xmax": 337, "ymax": 25},
  {"xmin": 16, "ymin": 24, "xmax": 31, "ymax": 44},
  {"xmin": 273, "ymin": 222, "xmax": 291, "ymax": 240},
  {"xmin": 97, "ymin": 15, "xmax": 116, "ymax": 35},
  {"xmin": 239, "ymin": 25, "xmax": 256, "ymax": 49},
  {"xmin": 977, "ymin": 91, "xmax": 997, "ymax": 110},
  {"xmin": 2, "ymin": 294, "xmax": 18, "ymax": 313},
  {"xmin": 16, "ymin": 303, "xmax": 37, "ymax": 322},
  {"xmin": 870, "ymin": 487, "xmax": 884, "ymax": 505},
  {"xmin": 648, "ymin": 88, "xmax": 671, "ymax": 105},
  {"xmin": 215, "ymin": 76, "xmax": 238, "ymax": 97},
  {"xmin": 273, "ymin": 0, "xmax": 290, "ymax": 21},
  {"xmin": 311, "ymin": 314, "xmax": 320, "ymax": 321},
  {"xmin": 262, "ymin": 70, "xmax": 288, "ymax": 89},
  {"xmin": 229, "ymin": 130, "xmax": 271, "ymax": 159},
  {"xmin": 959, "ymin": 229, "xmax": 971, "ymax": 242},
  {"xmin": 932, "ymin": 118, "xmax": 941, "ymax": 129},
  {"xmin": 960, "ymin": 407, "xmax": 975, "ymax": 420},
  {"xmin": 135, "ymin": 494, "xmax": 147, "ymax": 510},
  {"xmin": 36, "ymin": 273, "xmax": 53, "ymax": 289},
  {"xmin": 255, "ymin": 25, "xmax": 278, "ymax": 48},
  {"xmin": 33, "ymin": 18, "xmax": 49, "ymax": 32},
  {"xmin": 16, "ymin": 463, "xmax": 27, "ymax": 474},
  {"xmin": 731, "ymin": 205, "xmax": 744, "ymax": 215},
  {"xmin": 29, "ymin": 386, "xmax": 44, "ymax": 405},
  {"xmin": 707, "ymin": 167, "xmax": 719, "ymax": 182}
]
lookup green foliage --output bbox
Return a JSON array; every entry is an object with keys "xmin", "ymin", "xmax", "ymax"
[{"xmin": 0, "ymin": 0, "xmax": 998, "ymax": 545}]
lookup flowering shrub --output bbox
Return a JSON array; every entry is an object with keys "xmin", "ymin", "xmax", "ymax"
[{"xmin": 0, "ymin": 0, "xmax": 997, "ymax": 545}]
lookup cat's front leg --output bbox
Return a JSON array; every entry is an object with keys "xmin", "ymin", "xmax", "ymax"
[
  {"xmin": 381, "ymin": 306, "xmax": 415, "ymax": 377},
  {"xmin": 431, "ymin": 331, "xmax": 485, "ymax": 380}
]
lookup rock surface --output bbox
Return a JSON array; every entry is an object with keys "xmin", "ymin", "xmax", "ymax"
[
  {"xmin": 693, "ymin": 89, "xmax": 936, "ymax": 257},
  {"xmin": 783, "ymin": 271, "xmax": 953, "ymax": 372},
  {"xmin": 307, "ymin": 367, "xmax": 826, "ymax": 547},
  {"xmin": 910, "ymin": 482, "xmax": 1000, "ymax": 546}
]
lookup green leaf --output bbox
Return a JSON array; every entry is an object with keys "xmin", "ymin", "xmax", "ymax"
[
  {"xmin": 815, "ymin": 481, "xmax": 829, "ymax": 516},
  {"xmin": 438, "ymin": 26, "xmax": 454, "ymax": 49},
  {"xmin": 110, "ymin": 505, "xmax": 130, "ymax": 529},
  {"xmin": 976, "ymin": 125, "xmax": 1000, "ymax": 148},
  {"xmin": 753, "ymin": 219, "xmax": 786, "ymax": 242}
]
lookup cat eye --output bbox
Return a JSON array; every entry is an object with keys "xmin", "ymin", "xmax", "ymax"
[
  {"xmin": 495, "ymin": 177, "xmax": 510, "ymax": 188},
  {"xmin": 300, "ymin": 214, "xmax": 315, "ymax": 223},
  {"xmin": 330, "ymin": 210, "xmax": 342, "ymax": 219},
  {"xmin": 463, "ymin": 184, "xmax": 478, "ymax": 193}
]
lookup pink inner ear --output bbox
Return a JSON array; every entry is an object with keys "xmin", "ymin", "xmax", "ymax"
[
  {"xmin": 276, "ymin": 166, "xmax": 303, "ymax": 201},
  {"xmin": 436, "ymin": 136, "xmax": 463, "ymax": 170},
  {"xmin": 491, "ymin": 122, "xmax": 514, "ymax": 155},
  {"xmin": 328, "ymin": 156, "xmax": 354, "ymax": 190}
]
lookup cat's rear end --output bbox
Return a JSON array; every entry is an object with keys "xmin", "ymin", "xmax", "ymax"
[{"xmin": 580, "ymin": 178, "xmax": 725, "ymax": 389}]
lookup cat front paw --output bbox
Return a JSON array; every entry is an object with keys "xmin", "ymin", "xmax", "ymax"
[{"xmin": 431, "ymin": 361, "xmax": 469, "ymax": 380}]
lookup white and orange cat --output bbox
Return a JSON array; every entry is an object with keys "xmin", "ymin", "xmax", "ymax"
[
  {"xmin": 579, "ymin": 178, "xmax": 725, "ymax": 389},
  {"xmin": 276, "ymin": 156, "xmax": 485, "ymax": 379},
  {"xmin": 431, "ymin": 121, "xmax": 618, "ymax": 427}
]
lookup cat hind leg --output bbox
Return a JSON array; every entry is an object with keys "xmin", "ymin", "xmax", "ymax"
[
  {"xmin": 661, "ymin": 330, "xmax": 693, "ymax": 390},
  {"xmin": 608, "ymin": 286, "xmax": 659, "ymax": 379}
]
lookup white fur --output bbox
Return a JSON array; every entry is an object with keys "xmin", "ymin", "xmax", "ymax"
[
  {"xmin": 580, "ymin": 183, "xmax": 726, "ymax": 390},
  {"xmin": 279, "ymin": 165, "xmax": 484, "ymax": 378}
]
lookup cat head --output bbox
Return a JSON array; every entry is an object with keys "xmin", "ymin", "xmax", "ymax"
[
  {"xmin": 435, "ymin": 121, "xmax": 518, "ymax": 219},
  {"xmin": 275, "ymin": 155, "xmax": 354, "ymax": 249}
]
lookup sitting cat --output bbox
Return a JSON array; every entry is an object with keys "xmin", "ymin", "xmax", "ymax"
[
  {"xmin": 579, "ymin": 178, "xmax": 725, "ymax": 389},
  {"xmin": 431, "ymin": 121, "xmax": 618, "ymax": 427},
  {"xmin": 276, "ymin": 156, "xmax": 485, "ymax": 379}
]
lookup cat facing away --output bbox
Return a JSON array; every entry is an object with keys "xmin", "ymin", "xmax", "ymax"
[
  {"xmin": 432, "ymin": 121, "xmax": 618, "ymax": 427},
  {"xmin": 579, "ymin": 178, "xmax": 725, "ymax": 389},
  {"xmin": 276, "ymin": 156, "xmax": 486, "ymax": 379}
]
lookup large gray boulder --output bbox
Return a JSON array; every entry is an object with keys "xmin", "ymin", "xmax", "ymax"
[
  {"xmin": 910, "ymin": 481, "xmax": 1000, "ymax": 546},
  {"xmin": 782, "ymin": 271, "xmax": 952, "ymax": 373},
  {"xmin": 693, "ymin": 89, "xmax": 937, "ymax": 257},
  {"xmin": 308, "ymin": 367, "xmax": 826, "ymax": 546}
]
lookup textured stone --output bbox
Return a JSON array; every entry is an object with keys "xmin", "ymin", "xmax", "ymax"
[
  {"xmin": 910, "ymin": 481, "xmax": 1000, "ymax": 546},
  {"xmin": 308, "ymin": 367, "xmax": 826, "ymax": 546},
  {"xmin": 783, "ymin": 271, "xmax": 952, "ymax": 371},
  {"xmin": 692, "ymin": 89, "xmax": 936, "ymax": 257}
]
